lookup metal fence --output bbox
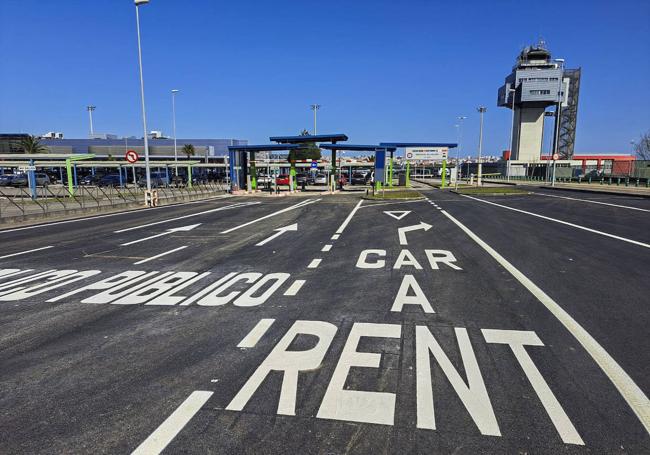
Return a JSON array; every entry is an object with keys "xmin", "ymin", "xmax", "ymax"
[{"xmin": 0, "ymin": 181, "xmax": 228, "ymax": 221}]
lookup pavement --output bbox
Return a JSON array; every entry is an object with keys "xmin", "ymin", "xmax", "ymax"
[{"xmin": 0, "ymin": 188, "xmax": 648, "ymax": 454}]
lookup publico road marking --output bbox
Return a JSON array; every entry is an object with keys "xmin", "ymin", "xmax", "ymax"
[
  {"xmin": 440, "ymin": 208, "xmax": 650, "ymax": 435},
  {"xmin": 533, "ymin": 192, "xmax": 650, "ymax": 212},
  {"xmin": 462, "ymin": 195, "xmax": 650, "ymax": 249}
]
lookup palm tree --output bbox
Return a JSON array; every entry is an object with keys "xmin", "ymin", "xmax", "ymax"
[
  {"xmin": 182, "ymin": 144, "xmax": 195, "ymax": 159},
  {"xmin": 19, "ymin": 135, "xmax": 47, "ymax": 154}
]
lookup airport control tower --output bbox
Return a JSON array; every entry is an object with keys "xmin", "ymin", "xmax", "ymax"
[{"xmin": 497, "ymin": 41, "xmax": 580, "ymax": 160}]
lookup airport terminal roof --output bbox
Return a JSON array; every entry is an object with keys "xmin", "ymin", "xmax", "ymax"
[
  {"xmin": 270, "ymin": 134, "xmax": 348, "ymax": 144},
  {"xmin": 320, "ymin": 144, "xmax": 397, "ymax": 152},
  {"xmin": 379, "ymin": 142, "xmax": 458, "ymax": 148}
]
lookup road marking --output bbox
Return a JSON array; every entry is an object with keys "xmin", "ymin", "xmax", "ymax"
[
  {"xmin": 335, "ymin": 200, "xmax": 363, "ymax": 234},
  {"xmin": 441, "ymin": 208, "xmax": 650, "ymax": 435},
  {"xmin": 331, "ymin": 234, "xmax": 340, "ymax": 240},
  {"xmin": 131, "ymin": 391, "xmax": 213, "ymax": 455},
  {"xmin": 238, "ymin": 319, "xmax": 275, "ymax": 348},
  {"xmin": 533, "ymin": 192, "xmax": 650, "ymax": 212},
  {"xmin": 462, "ymin": 195, "xmax": 650, "ymax": 249},
  {"xmin": 307, "ymin": 259, "xmax": 322, "ymax": 269},
  {"xmin": 398, "ymin": 222, "xmax": 433, "ymax": 245},
  {"xmin": 321, "ymin": 244, "xmax": 332, "ymax": 252},
  {"xmin": 0, "ymin": 246, "xmax": 54, "ymax": 259},
  {"xmin": 384, "ymin": 210, "xmax": 411, "ymax": 220},
  {"xmin": 115, "ymin": 201, "xmax": 257, "ymax": 233},
  {"xmin": 0, "ymin": 195, "xmax": 232, "ymax": 234},
  {"xmin": 220, "ymin": 199, "xmax": 320, "ymax": 234},
  {"xmin": 133, "ymin": 246, "xmax": 188, "ymax": 265},
  {"xmin": 121, "ymin": 224, "xmax": 201, "ymax": 246},
  {"xmin": 284, "ymin": 279, "xmax": 306, "ymax": 296},
  {"xmin": 255, "ymin": 223, "xmax": 298, "ymax": 246}
]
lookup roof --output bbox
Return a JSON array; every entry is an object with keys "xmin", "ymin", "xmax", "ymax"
[
  {"xmin": 228, "ymin": 144, "xmax": 301, "ymax": 152},
  {"xmin": 269, "ymin": 134, "xmax": 348, "ymax": 144},
  {"xmin": 379, "ymin": 142, "xmax": 458, "ymax": 148},
  {"xmin": 320, "ymin": 144, "xmax": 397, "ymax": 152}
]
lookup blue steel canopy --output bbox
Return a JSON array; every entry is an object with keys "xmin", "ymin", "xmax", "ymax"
[
  {"xmin": 320, "ymin": 144, "xmax": 397, "ymax": 152},
  {"xmin": 270, "ymin": 134, "xmax": 348, "ymax": 144},
  {"xmin": 379, "ymin": 142, "xmax": 457, "ymax": 148},
  {"xmin": 228, "ymin": 144, "xmax": 301, "ymax": 152}
]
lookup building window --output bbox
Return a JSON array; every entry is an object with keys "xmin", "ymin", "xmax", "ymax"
[{"xmin": 529, "ymin": 89, "xmax": 551, "ymax": 95}]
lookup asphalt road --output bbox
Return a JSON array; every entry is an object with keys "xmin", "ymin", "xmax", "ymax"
[{"xmin": 0, "ymin": 188, "xmax": 648, "ymax": 454}]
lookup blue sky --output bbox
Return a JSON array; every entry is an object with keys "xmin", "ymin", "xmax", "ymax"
[{"xmin": 1, "ymin": 0, "xmax": 648, "ymax": 156}]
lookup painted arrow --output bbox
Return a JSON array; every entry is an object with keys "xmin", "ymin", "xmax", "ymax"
[
  {"xmin": 256, "ymin": 223, "xmax": 298, "ymax": 246},
  {"xmin": 398, "ymin": 222, "xmax": 432, "ymax": 245},
  {"xmin": 120, "ymin": 223, "xmax": 201, "ymax": 246}
]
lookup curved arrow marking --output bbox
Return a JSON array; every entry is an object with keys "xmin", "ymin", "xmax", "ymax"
[{"xmin": 398, "ymin": 222, "xmax": 432, "ymax": 245}]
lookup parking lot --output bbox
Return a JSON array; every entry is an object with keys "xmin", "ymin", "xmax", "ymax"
[{"xmin": 0, "ymin": 187, "xmax": 648, "ymax": 454}]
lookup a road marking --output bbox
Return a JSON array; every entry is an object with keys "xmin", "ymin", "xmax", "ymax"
[
  {"xmin": 131, "ymin": 390, "xmax": 213, "ymax": 455},
  {"xmin": 121, "ymin": 224, "xmax": 201, "ymax": 246},
  {"xmin": 398, "ymin": 222, "xmax": 432, "ymax": 245},
  {"xmin": 255, "ymin": 223, "xmax": 298, "ymax": 246},
  {"xmin": 331, "ymin": 234, "xmax": 340, "ymax": 240},
  {"xmin": 307, "ymin": 259, "xmax": 322, "ymax": 269},
  {"xmin": 462, "ymin": 195, "xmax": 650, "ymax": 249},
  {"xmin": 0, "ymin": 246, "xmax": 54, "ymax": 259},
  {"xmin": 115, "ymin": 201, "xmax": 257, "ymax": 233},
  {"xmin": 0, "ymin": 195, "xmax": 232, "ymax": 234},
  {"xmin": 284, "ymin": 279, "xmax": 306, "ymax": 296},
  {"xmin": 441, "ymin": 208, "xmax": 650, "ymax": 435},
  {"xmin": 133, "ymin": 246, "xmax": 188, "ymax": 265},
  {"xmin": 384, "ymin": 210, "xmax": 411, "ymax": 220},
  {"xmin": 220, "ymin": 199, "xmax": 320, "ymax": 234},
  {"xmin": 533, "ymin": 192, "xmax": 650, "ymax": 212},
  {"xmin": 238, "ymin": 319, "xmax": 275, "ymax": 348},
  {"xmin": 321, "ymin": 244, "xmax": 332, "ymax": 252},
  {"xmin": 335, "ymin": 200, "xmax": 363, "ymax": 234}
]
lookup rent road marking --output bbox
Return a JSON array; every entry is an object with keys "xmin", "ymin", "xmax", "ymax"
[
  {"xmin": 238, "ymin": 319, "xmax": 275, "ymax": 348},
  {"xmin": 334, "ymin": 199, "xmax": 363, "ymax": 234},
  {"xmin": 115, "ymin": 201, "xmax": 258, "ymax": 233},
  {"xmin": 220, "ymin": 199, "xmax": 320, "ymax": 234},
  {"xmin": 284, "ymin": 279, "xmax": 306, "ymax": 296},
  {"xmin": 0, "ymin": 246, "xmax": 54, "ymax": 259},
  {"xmin": 120, "ymin": 224, "xmax": 200, "ymax": 246},
  {"xmin": 131, "ymin": 390, "xmax": 213, "ymax": 455},
  {"xmin": 462, "ymin": 194, "xmax": 650, "ymax": 249},
  {"xmin": 441, "ymin": 208, "xmax": 650, "ymax": 435},
  {"xmin": 133, "ymin": 246, "xmax": 188, "ymax": 265},
  {"xmin": 533, "ymin": 192, "xmax": 650, "ymax": 212},
  {"xmin": 307, "ymin": 259, "xmax": 322, "ymax": 269}
]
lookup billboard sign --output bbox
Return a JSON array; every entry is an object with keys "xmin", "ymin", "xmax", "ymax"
[{"xmin": 404, "ymin": 147, "xmax": 448, "ymax": 161}]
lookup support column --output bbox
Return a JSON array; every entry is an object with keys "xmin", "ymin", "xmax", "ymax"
[
  {"xmin": 389, "ymin": 151, "xmax": 394, "ymax": 187},
  {"xmin": 331, "ymin": 148, "xmax": 337, "ymax": 192},
  {"xmin": 441, "ymin": 159, "xmax": 447, "ymax": 188},
  {"xmin": 28, "ymin": 160, "xmax": 37, "ymax": 200},
  {"xmin": 187, "ymin": 165, "xmax": 193, "ymax": 188},
  {"xmin": 289, "ymin": 159, "xmax": 296, "ymax": 192},
  {"xmin": 251, "ymin": 151, "xmax": 257, "ymax": 190},
  {"xmin": 405, "ymin": 162, "xmax": 411, "ymax": 187}
]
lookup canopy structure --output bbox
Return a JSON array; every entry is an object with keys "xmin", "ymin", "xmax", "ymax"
[
  {"xmin": 379, "ymin": 142, "xmax": 457, "ymax": 148},
  {"xmin": 227, "ymin": 144, "xmax": 302, "ymax": 191},
  {"xmin": 320, "ymin": 144, "xmax": 397, "ymax": 187},
  {"xmin": 269, "ymin": 133, "xmax": 348, "ymax": 144}
]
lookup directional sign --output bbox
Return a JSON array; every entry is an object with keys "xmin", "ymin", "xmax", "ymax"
[
  {"xmin": 125, "ymin": 150, "xmax": 139, "ymax": 164},
  {"xmin": 256, "ymin": 223, "xmax": 298, "ymax": 246},
  {"xmin": 384, "ymin": 210, "xmax": 411, "ymax": 221},
  {"xmin": 311, "ymin": 161, "xmax": 318, "ymax": 169},
  {"xmin": 120, "ymin": 223, "xmax": 201, "ymax": 246},
  {"xmin": 18, "ymin": 166, "xmax": 37, "ymax": 172},
  {"xmin": 405, "ymin": 148, "xmax": 448, "ymax": 162},
  {"xmin": 398, "ymin": 222, "xmax": 432, "ymax": 245}
]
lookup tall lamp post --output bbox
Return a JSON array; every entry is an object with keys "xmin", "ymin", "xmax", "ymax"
[
  {"xmin": 477, "ymin": 106, "xmax": 486, "ymax": 186},
  {"xmin": 171, "ymin": 89, "xmax": 180, "ymax": 176},
  {"xmin": 87, "ymin": 105, "xmax": 96, "ymax": 137},
  {"xmin": 310, "ymin": 104, "xmax": 321, "ymax": 135},
  {"xmin": 455, "ymin": 116, "xmax": 467, "ymax": 190},
  {"xmin": 134, "ymin": 0, "xmax": 152, "ymax": 193},
  {"xmin": 507, "ymin": 88, "xmax": 515, "ymax": 182}
]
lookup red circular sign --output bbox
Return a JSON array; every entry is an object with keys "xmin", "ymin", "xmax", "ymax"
[
  {"xmin": 125, "ymin": 150, "xmax": 139, "ymax": 163},
  {"xmin": 552, "ymin": 153, "xmax": 559, "ymax": 160}
]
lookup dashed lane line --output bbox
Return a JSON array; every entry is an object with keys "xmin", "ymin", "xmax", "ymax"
[
  {"xmin": 441, "ymin": 208, "xmax": 650, "ymax": 436},
  {"xmin": 321, "ymin": 244, "xmax": 332, "ymax": 252},
  {"xmin": 307, "ymin": 259, "xmax": 322, "ymax": 269},
  {"xmin": 532, "ymin": 192, "xmax": 650, "ymax": 212},
  {"xmin": 334, "ymin": 199, "xmax": 363, "ymax": 235},
  {"xmin": 220, "ymin": 199, "xmax": 320, "ymax": 234},
  {"xmin": 284, "ymin": 280, "xmax": 306, "ymax": 296}
]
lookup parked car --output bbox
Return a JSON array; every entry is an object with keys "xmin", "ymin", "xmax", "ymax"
[
  {"xmin": 137, "ymin": 171, "xmax": 169, "ymax": 188},
  {"xmin": 98, "ymin": 174, "xmax": 123, "ymax": 187},
  {"xmin": 11, "ymin": 173, "xmax": 50, "ymax": 187},
  {"xmin": 351, "ymin": 172, "xmax": 370, "ymax": 185},
  {"xmin": 275, "ymin": 174, "xmax": 290, "ymax": 186},
  {"xmin": 314, "ymin": 174, "xmax": 327, "ymax": 185},
  {"xmin": 295, "ymin": 173, "xmax": 315, "ymax": 185},
  {"xmin": 80, "ymin": 174, "xmax": 102, "ymax": 185},
  {"xmin": 0, "ymin": 174, "xmax": 15, "ymax": 186}
]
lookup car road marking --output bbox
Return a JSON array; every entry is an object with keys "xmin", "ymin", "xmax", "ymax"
[{"xmin": 0, "ymin": 246, "xmax": 54, "ymax": 259}]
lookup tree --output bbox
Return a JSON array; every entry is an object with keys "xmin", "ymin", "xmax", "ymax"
[
  {"xmin": 287, "ymin": 130, "xmax": 321, "ymax": 162},
  {"xmin": 633, "ymin": 132, "xmax": 650, "ymax": 160},
  {"xmin": 18, "ymin": 135, "xmax": 47, "ymax": 154},
  {"xmin": 182, "ymin": 144, "xmax": 196, "ymax": 159}
]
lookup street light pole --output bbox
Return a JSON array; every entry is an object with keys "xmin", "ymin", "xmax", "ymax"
[
  {"xmin": 172, "ymin": 89, "xmax": 179, "ymax": 176},
  {"xmin": 477, "ymin": 106, "xmax": 486, "ymax": 186},
  {"xmin": 134, "ymin": 0, "xmax": 152, "ymax": 193},
  {"xmin": 87, "ymin": 105, "xmax": 96, "ymax": 137},
  {"xmin": 455, "ymin": 116, "xmax": 466, "ymax": 190},
  {"xmin": 310, "ymin": 104, "xmax": 321, "ymax": 135}
]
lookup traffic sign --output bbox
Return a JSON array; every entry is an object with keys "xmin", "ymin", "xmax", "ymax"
[
  {"xmin": 552, "ymin": 153, "xmax": 559, "ymax": 160},
  {"xmin": 125, "ymin": 150, "xmax": 139, "ymax": 164},
  {"xmin": 405, "ymin": 147, "xmax": 448, "ymax": 162},
  {"xmin": 18, "ymin": 166, "xmax": 36, "ymax": 172},
  {"xmin": 311, "ymin": 161, "xmax": 318, "ymax": 169}
]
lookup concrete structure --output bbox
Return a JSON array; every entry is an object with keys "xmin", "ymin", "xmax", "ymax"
[{"xmin": 498, "ymin": 41, "xmax": 580, "ymax": 161}]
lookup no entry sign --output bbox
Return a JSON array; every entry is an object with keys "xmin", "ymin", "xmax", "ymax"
[{"xmin": 125, "ymin": 150, "xmax": 139, "ymax": 164}]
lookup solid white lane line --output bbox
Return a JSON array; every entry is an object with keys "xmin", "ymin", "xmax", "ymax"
[
  {"xmin": 441, "ymin": 209, "xmax": 650, "ymax": 435},
  {"xmin": 307, "ymin": 259, "xmax": 322, "ymax": 269},
  {"xmin": 0, "ymin": 246, "xmax": 54, "ymax": 259},
  {"xmin": 321, "ymin": 244, "xmax": 332, "ymax": 252},
  {"xmin": 283, "ymin": 279, "xmax": 306, "ymax": 296},
  {"xmin": 462, "ymin": 194, "xmax": 650, "ymax": 249},
  {"xmin": 131, "ymin": 391, "xmax": 213, "ymax": 455},
  {"xmin": 115, "ymin": 202, "xmax": 258, "ymax": 233},
  {"xmin": 533, "ymin": 192, "xmax": 650, "ymax": 212},
  {"xmin": 220, "ymin": 199, "xmax": 320, "ymax": 234},
  {"xmin": 0, "ymin": 195, "xmax": 232, "ymax": 234},
  {"xmin": 335, "ymin": 199, "xmax": 363, "ymax": 234},
  {"xmin": 237, "ymin": 319, "xmax": 275, "ymax": 348},
  {"xmin": 133, "ymin": 246, "xmax": 188, "ymax": 265}
]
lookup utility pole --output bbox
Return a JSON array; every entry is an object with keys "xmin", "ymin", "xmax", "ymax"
[
  {"xmin": 172, "ymin": 89, "xmax": 180, "ymax": 176},
  {"xmin": 134, "ymin": 0, "xmax": 152, "ymax": 194},
  {"xmin": 477, "ymin": 106, "xmax": 486, "ymax": 186},
  {"xmin": 310, "ymin": 104, "xmax": 321, "ymax": 135},
  {"xmin": 455, "ymin": 116, "xmax": 467, "ymax": 190},
  {"xmin": 87, "ymin": 105, "xmax": 96, "ymax": 137}
]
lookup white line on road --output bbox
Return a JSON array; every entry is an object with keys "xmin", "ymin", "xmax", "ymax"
[
  {"xmin": 131, "ymin": 390, "xmax": 214, "ymax": 455},
  {"xmin": 237, "ymin": 319, "xmax": 275, "ymax": 348},
  {"xmin": 255, "ymin": 223, "xmax": 298, "ymax": 246},
  {"xmin": 441, "ymin": 208, "xmax": 650, "ymax": 435},
  {"xmin": 321, "ymin": 244, "xmax": 332, "ymax": 252},
  {"xmin": 115, "ymin": 201, "xmax": 258, "ymax": 233},
  {"xmin": 133, "ymin": 246, "xmax": 188, "ymax": 265},
  {"xmin": 121, "ymin": 224, "xmax": 200, "ymax": 246},
  {"xmin": 462, "ymin": 194, "xmax": 650, "ymax": 249},
  {"xmin": 331, "ymin": 234, "xmax": 340, "ymax": 240},
  {"xmin": 220, "ymin": 199, "xmax": 320, "ymax": 234},
  {"xmin": 307, "ymin": 258, "xmax": 322, "ymax": 269},
  {"xmin": 533, "ymin": 192, "xmax": 650, "ymax": 212},
  {"xmin": 283, "ymin": 279, "xmax": 306, "ymax": 296},
  {"xmin": 0, "ymin": 246, "xmax": 54, "ymax": 259},
  {"xmin": 334, "ymin": 199, "xmax": 363, "ymax": 234}
]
